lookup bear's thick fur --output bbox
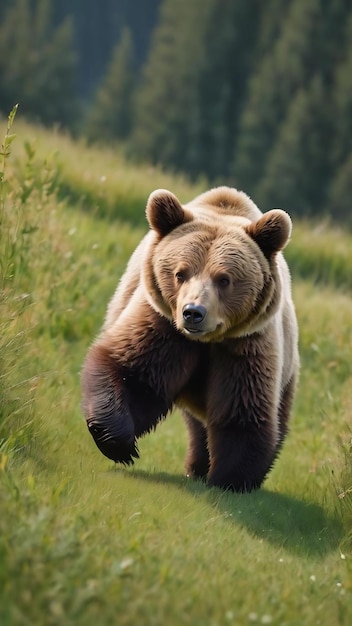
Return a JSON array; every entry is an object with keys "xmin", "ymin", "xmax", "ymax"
[{"xmin": 82, "ymin": 187, "xmax": 299, "ymax": 492}]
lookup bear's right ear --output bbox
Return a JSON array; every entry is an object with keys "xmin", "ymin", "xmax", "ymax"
[
  {"xmin": 245, "ymin": 209, "xmax": 292, "ymax": 258},
  {"xmin": 146, "ymin": 189, "xmax": 193, "ymax": 237}
]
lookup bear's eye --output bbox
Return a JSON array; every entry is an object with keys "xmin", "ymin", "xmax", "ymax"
[
  {"xmin": 175, "ymin": 271, "xmax": 185, "ymax": 284},
  {"xmin": 217, "ymin": 275, "xmax": 230, "ymax": 288}
]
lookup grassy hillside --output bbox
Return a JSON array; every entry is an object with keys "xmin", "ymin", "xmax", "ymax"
[{"xmin": 1, "ymin": 116, "xmax": 351, "ymax": 626}]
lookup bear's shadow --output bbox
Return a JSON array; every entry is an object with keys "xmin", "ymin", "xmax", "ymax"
[{"xmin": 114, "ymin": 467, "xmax": 343, "ymax": 558}]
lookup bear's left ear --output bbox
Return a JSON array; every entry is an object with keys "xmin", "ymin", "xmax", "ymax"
[
  {"xmin": 245, "ymin": 209, "xmax": 292, "ymax": 258},
  {"xmin": 146, "ymin": 189, "xmax": 193, "ymax": 237}
]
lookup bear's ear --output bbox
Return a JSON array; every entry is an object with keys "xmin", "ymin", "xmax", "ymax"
[
  {"xmin": 146, "ymin": 189, "xmax": 193, "ymax": 236},
  {"xmin": 245, "ymin": 209, "xmax": 292, "ymax": 258}
]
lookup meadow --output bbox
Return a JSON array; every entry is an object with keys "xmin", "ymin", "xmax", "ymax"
[{"xmin": 0, "ymin": 112, "xmax": 351, "ymax": 626}]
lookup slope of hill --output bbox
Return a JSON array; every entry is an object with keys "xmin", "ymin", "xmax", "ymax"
[{"xmin": 1, "ymin": 119, "xmax": 351, "ymax": 626}]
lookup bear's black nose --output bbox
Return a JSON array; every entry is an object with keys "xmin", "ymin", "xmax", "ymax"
[{"xmin": 182, "ymin": 304, "xmax": 206, "ymax": 325}]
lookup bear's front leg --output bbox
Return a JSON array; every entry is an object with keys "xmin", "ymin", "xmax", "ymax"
[
  {"xmin": 205, "ymin": 340, "xmax": 281, "ymax": 492},
  {"xmin": 82, "ymin": 340, "xmax": 169, "ymax": 464},
  {"xmin": 206, "ymin": 421, "xmax": 278, "ymax": 492},
  {"xmin": 82, "ymin": 301, "xmax": 200, "ymax": 464}
]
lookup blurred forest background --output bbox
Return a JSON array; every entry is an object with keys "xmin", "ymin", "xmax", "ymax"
[{"xmin": 1, "ymin": 0, "xmax": 352, "ymax": 220}]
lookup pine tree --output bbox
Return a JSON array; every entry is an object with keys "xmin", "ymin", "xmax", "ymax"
[
  {"xmin": 85, "ymin": 29, "xmax": 136, "ymax": 143},
  {"xmin": 132, "ymin": 0, "xmax": 213, "ymax": 176},
  {"xmin": 330, "ymin": 14, "xmax": 352, "ymax": 168},
  {"xmin": 132, "ymin": 0, "xmax": 263, "ymax": 180},
  {"xmin": 232, "ymin": 0, "xmax": 322, "ymax": 194},
  {"xmin": 0, "ymin": 0, "xmax": 30, "ymax": 115},
  {"xmin": 254, "ymin": 0, "xmax": 293, "ymax": 58},
  {"xmin": 257, "ymin": 76, "xmax": 331, "ymax": 215},
  {"xmin": 194, "ymin": 0, "xmax": 261, "ymax": 180},
  {"xmin": 326, "ymin": 10, "xmax": 352, "ymax": 219},
  {"xmin": 0, "ymin": 0, "xmax": 78, "ymax": 127},
  {"xmin": 52, "ymin": 0, "xmax": 162, "ymax": 98},
  {"xmin": 327, "ymin": 154, "xmax": 352, "ymax": 221}
]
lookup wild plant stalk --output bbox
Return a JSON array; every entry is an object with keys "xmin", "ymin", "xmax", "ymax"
[
  {"xmin": 0, "ymin": 104, "xmax": 19, "ymax": 287},
  {"xmin": 0, "ymin": 104, "xmax": 18, "ymax": 200},
  {"xmin": 338, "ymin": 432, "xmax": 352, "ymax": 551},
  {"xmin": 0, "ymin": 103, "xmax": 27, "ymax": 454}
]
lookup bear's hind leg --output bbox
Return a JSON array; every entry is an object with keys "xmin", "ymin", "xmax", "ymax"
[{"xmin": 183, "ymin": 411, "xmax": 210, "ymax": 479}]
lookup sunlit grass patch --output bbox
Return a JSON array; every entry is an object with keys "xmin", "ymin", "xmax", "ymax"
[
  {"xmin": 287, "ymin": 219, "xmax": 352, "ymax": 292},
  {"xmin": 10, "ymin": 119, "xmax": 205, "ymax": 226}
]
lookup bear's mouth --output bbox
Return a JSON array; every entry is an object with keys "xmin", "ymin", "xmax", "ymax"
[
  {"xmin": 184, "ymin": 327, "xmax": 204, "ymax": 335},
  {"xmin": 182, "ymin": 324, "xmax": 212, "ymax": 338},
  {"xmin": 181, "ymin": 321, "xmax": 224, "ymax": 341}
]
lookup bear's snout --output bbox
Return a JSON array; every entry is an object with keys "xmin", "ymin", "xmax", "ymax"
[{"xmin": 182, "ymin": 303, "xmax": 206, "ymax": 327}]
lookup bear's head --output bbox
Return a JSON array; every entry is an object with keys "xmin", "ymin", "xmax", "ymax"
[{"xmin": 142, "ymin": 188, "xmax": 292, "ymax": 342}]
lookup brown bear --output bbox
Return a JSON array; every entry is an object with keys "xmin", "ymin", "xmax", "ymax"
[{"xmin": 82, "ymin": 186, "xmax": 299, "ymax": 492}]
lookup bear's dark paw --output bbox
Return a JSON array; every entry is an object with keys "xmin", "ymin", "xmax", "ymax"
[
  {"xmin": 88, "ymin": 423, "xmax": 139, "ymax": 465},
  {"xmin": 186, "ymin": 470, "xmax": 207, "ymax": 483},
  {"xmin": 185, "ymin": 459, "xmax": 209, "ymax": 480},
  {"xmin": 207, "ymin": 471, "xmax": 263, "ymax": 493}
]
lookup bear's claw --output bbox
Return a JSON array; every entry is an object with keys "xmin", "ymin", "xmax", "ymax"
[{"xmin": 88, "ymin": 423, "xmax": 139, "ymax": 465}]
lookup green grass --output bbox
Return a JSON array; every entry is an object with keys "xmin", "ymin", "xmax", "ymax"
[
  {"xmin": 286, "ymin": 220, "xmax": 352, "ymax": 293},
  {"xmin": 10, "ymin": 119, "xmax": 206, "ymax": 226},
  {"xmin": 1, "ymin": 116, "xmax": 352, "ymax": 626}
]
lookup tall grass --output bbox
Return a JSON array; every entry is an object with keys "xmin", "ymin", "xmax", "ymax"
[
  {"xmin": 286, "ymin": 220, "xmax": 352, "ymax": 293},
  {"xmin": 1, "ymin": 117, "xmax": 352, "ymax": 625},
  {"xmin": 0, "ymin": 104, "xmax": 36, "ymax": 458}
]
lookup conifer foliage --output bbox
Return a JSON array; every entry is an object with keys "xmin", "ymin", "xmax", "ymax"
[
  {"xmin": 130, "ymin": 0, "xmax": 352, "ymax": 219},
  {"xmin": 1, "ymin": 0, "xmax": 352, "ymax": 220},
  {"xmin": 85, "ymin": 29, "xmax": 136, "ymax": 143},
  {"xmin": 0, "ymin": 0, "xmax": 77, "ymax": 128}
]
